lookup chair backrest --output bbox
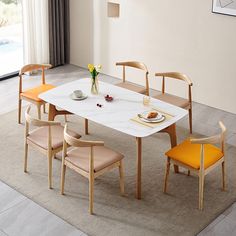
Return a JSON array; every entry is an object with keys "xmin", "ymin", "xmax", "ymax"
[
  {"xmin": 25, "ymin": 106, "xmax": 60, "ymax": 127},
  {"xmin": 19, "ymin": 64, "xmax": 52, "ymax": 93},
  {"xmin": 25, "ymin": 106, "xmax": 61, "ymax": 150},
  {"xmin": 190, "ymin": 121, "xmax": 226, "ymax": 170},
  {"xmin": 19, "ymin": 64, "xmax": 52, "ymax": 75},
  {"xmin": 116, "ymin": 61, "xmax": 149, "ymax": 95},
  {"xmin": 155, "ymin": 72, "xmax": 193, "ymax": 102},
  {"xmin": 63, "ymin": 124, "xmax": 104, "ymax": 148},
  {"xmin": 63, "ymin": 124, "xmax": 104, "ymax": 173}
]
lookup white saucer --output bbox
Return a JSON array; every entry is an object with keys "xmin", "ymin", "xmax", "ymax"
[{"xmin": 70, "ymin": 93, "xmax": 88, "ymax": 101}]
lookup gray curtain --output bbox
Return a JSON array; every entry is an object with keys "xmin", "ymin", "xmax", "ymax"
[{"xmin": 48, "ymin": 0, "xmax": 70, "ymax": 67}]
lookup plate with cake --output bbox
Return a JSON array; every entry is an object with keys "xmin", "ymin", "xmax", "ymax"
[{"xmin": 138, "ymin": 111, "xmax": 165, "ymax": 123}]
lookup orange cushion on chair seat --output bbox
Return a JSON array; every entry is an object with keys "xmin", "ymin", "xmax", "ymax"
[
  {"xmin": 27, "ymin": 126, "xmax": 80, "ymax": 150},
  {"xmin": 21, "ymin": 84, "xmax": 55, "ymax": 102},
  {"xmin": 65, "ymin": 146, "xmax": 124, "ymax": 173},
  {"xmin": 154, "ymin": 93, "xmax": 189, "ymax": 108},
  {"xmin": 116, "ymin": 82, "xmax": 146, "ymax": 94},
  {"xmin": 165, "ymin": 139, "xmax": 223, "ymax": 170}
]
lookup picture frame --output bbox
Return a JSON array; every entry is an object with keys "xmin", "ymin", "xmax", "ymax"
[{"xmin": 212, "ymin": 0, "xmax": 236, "ymax": 16}]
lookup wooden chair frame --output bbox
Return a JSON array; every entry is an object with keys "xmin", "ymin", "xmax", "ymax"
[
  {"xmin": 24, "ymin": 105, "xmax": 62, "ymax": 189},
  {"xmin": 61, "ymin": 124, "xmax": 125, "ymax": 214},
  {"xmin": 116, "ymin": 61, "xmax": 150, "ymax": 96},
  {"xmin": 164, "ymin": 121, "xmax": 226, "ymax": 210},
  {"xmin": 155, "ymin": 72, "xmax": 193, "ymax": 133},
  {"xmin": 18, "ymin": 64, "xmax": 52, "ymax": 124}
]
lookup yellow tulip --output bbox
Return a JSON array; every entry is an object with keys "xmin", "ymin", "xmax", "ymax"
[{"xmin": 88, "ymin": 64, "xmax": 94, "ymax": 72}]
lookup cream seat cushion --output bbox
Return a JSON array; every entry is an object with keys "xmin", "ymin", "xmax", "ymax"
[
  {"xmin": 154, "ymin": 93, "xmax": 189, "ymax": 108},
  {"xmin": 65, "ymin": 146, "xmax": 124, "ymax": 172},
  {"xmin": 27, "ymin": 126, "xmax": 80, "ymax": 150},
  {"xmin": 116, "ymin": 82, "xmax": 146, "ymax": 94}
]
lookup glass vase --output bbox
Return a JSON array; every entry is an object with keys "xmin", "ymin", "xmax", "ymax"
[{"xmin": 91, "ymin": 76, "xmax": 99, "ymax": 95}]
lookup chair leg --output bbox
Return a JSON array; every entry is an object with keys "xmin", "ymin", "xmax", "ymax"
[
  {"xmin": 18, "ymin": 99, "xmax": 22, "ymax": 124},
  {"xmin": 37, "ymin": 104, "xmax": 41, "ymax": 120},
  {"xmin": 119, "ymin": 160, "xmax": 125, "ymax": 196},
  {"xmin": 163, "ymin": 157, "xmax": 171, "ymax": 193},
  {"xmin": 222, "ymin": 162, "xmax": 226, "ymax": 191},
  {"xmin": 85, "ymin": 119, "xmax": 89, "ymax": 135},
  {"xmin": 60, "ymin": 163, "xmax": 66, "ymax": 195},
  {"xmin": 189, "ymin": 108, "xmax": 193, "ymax": 134},
  {"xmin": 187, "ymin": 170, "xmax": 190, "ymax": 176},
  {"xmin": 24, "ymin": 142, "xmax": 28, "ymax": 172},
  {"xmin": 89, "ymin": 175, "xmax": 94, "ymax": 215},
  {"xmin": 198, "ymin": 173, "xmax": 205, "ymax": 210},
  {"xmin": 64, "ymin": 115, "xmax": 68, "ymax": 122},
  {"xmin": 48, "ymin": 154, "xmax": 53, "ymax": 189},
  {"xmin": 43, "ymin": 104, "xmax": 46, "ymax": 114}
]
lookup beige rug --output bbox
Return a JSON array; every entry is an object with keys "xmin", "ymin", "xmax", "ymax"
[{"xmin": 0, "ymin": 108, "xmax": 236, "ymax": 236}]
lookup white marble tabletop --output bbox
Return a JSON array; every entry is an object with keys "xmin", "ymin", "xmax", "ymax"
[{"xmin": 39, "ymin": 79, "xmax": 188, "ymax": 138}]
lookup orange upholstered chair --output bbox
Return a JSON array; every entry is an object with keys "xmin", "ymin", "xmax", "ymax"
[
  {"xmin": 116, "ymin": 61, "xmax": 149, "ymax": 95},
  {"xmin": 163, "ymin": 121, "xmax": 226, "ymax": 210},
  {"xmin": 18, "ymin": 64, "xmax": 55, "ymax": 123}
]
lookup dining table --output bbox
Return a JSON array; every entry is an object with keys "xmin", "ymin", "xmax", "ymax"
[{"xmin": 39, "ymin": 78, "xmax": 188, "ymax": 199}]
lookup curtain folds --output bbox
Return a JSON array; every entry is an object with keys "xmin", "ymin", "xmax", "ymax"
[
  {"xmin": 48, "ymin": 0, "xmax": 70, "ymax": 67},
  {"xmin": 22, "ymin": 0, "xmax": 50, "ymax": 64}
]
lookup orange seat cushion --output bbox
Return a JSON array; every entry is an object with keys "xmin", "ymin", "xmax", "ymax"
[
  {"xmin": 165, "ymin": 139, "xmax": 223, "ymax": 169},
  {"xmin": 21, "ymin": 84, "xmax": 55, "ymax": 102}
]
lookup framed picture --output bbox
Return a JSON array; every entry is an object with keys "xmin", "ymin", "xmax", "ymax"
[{"xmin": 212, "ymin": 0, "xmax": 236, "ymax": 16}]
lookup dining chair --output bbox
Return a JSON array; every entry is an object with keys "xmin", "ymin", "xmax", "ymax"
[
  {"xmin": 61, "ymin": 124, "xmax": 125, "ymax": 214},
  {"xmin": 18, "ymin": 64, "xmax": 54, "ymax": 124},
  {"xmin": 24, "ymin": 106, "xmax": 80, "ymax": 189},
  {"xmin": 116, "ymin": 61, "xmax": 149, "ymax": 95},
  {"xmin": 163, "ymin": 121, "xmax": 226, "ymax": 210},
  {"xmin": 154, "ymin": 72, "xmax": 193, "ymax": 133}
]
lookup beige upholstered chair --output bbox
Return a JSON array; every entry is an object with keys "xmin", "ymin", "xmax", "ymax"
[
  {"xmin": 116, "ymin": 61, "xmax": 149, "ymax": 95},
  {"xmin": 163, "ymin": 121, "xmax": 226, "ymax": 210},
  {"xmin": 61, "ymin": 124, "xmax": 125, "ymax": 214},
  {"xmin": 154, "ymin": 72, "xmax": 193, "ymax": 133},
  {"xmin": 24, "ymin": 106, "xmax": 80, "ymax": 189},
  {"xmin": 18, "ymin": 64, "xmax": 54, "ymax": 124}
]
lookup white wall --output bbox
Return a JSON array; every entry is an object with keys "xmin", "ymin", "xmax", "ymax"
[{"xmin": 70, "ymin": 0, "xmax": 236, "ymax": 114}]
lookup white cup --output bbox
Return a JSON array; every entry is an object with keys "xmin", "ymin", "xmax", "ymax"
[{"xmin": 73, "ymin": 90, "xmax": 83, "ymax": 98}]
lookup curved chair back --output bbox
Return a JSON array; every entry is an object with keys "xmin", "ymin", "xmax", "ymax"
[
  {"xmin": 116, "ymin": 61, "xmax": 149, "ymax": 95},
  {"xmin": 190, "ymin": 121, "xmax": 226, "ymax": 150},
  {"xmin": 25, "ymin": 106, "xmax": 60, "ymax": 127},
  {"xmin": 116, "ymin": 61, "xmax": 148, "ymax": 73},
  {"xmin": 64, "ymin": 124, "xmax": 104, "ymax": 148},
  {"xmin": 19, "ymin": 64, "xmax": 52, "ymax": 86},
  {"xmin": 155, "ymin": 72, "xmax": 192, "ymax": 94}
]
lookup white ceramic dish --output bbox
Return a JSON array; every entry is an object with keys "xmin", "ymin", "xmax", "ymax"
[
  {"xmin": 70, "ymin": 93, "xmax": 88, "ymax": 101},
  {"xmin": 139, "ymin": 111, "xmax": 166, "ymax": 123}
]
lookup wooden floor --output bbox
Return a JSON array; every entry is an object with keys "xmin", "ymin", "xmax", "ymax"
[{"xmin": 0, "ymin": 64, "xmax": 236, "ymax": 236}]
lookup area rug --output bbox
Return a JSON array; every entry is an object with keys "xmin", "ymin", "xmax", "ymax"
[{"xmin": 0, "ymin": 107, "xmax": 236, "ymax": 236}]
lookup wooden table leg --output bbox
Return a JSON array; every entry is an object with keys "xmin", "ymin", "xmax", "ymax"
[
  {"xmin": 136, "ymin": 137, "xmax": 142, "ymax": 199},
  {"xmin": 48, "ymin": 104, "xmax": 57, "ymax": 121},
  {"xmin": 48, "ymin": 104, "xmax": 72, "ymax": 121},
  {"xmin": 85, "ymin": 119, "xmax": 89, "ymax": 135},
  {"xmin": 160, "ymin": 124, "xmax": 179, "ymax": 173}
]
